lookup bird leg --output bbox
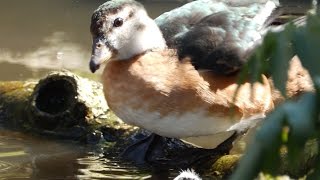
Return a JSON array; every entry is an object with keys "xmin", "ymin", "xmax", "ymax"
[
  {"xmin": 121, "ymin": 131, "xmax": 240, "ymax": 169},
  {"xmin": 120, "ymin": 133, "xmax": 168, "ymax": 166},
  {"xmin": 148, "ymin": 131, "xmax": 239, "ymax": 169}
]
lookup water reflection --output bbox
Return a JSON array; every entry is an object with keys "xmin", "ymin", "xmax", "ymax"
[
  {"xmin": 0, "ymin": 130, "xmax": 79, "ymax": 179},
  {"xmin": 0, "ymin": 0, "xmax": 183, "ymax": 81},
  {"xmin": 0, "ymin": 129, "xmax": 158, "ymax": 179},
  {"xmin": 77, "ymin": 155, "xmax": 151, "ymax": 179},
  {"xmin": 0, "ymin": 32, "xmax": 88, "ymax": 72}
]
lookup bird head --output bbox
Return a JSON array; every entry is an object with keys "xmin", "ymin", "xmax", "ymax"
[{"xmin": 89, "ymin": 0, "xmax": 166, "ymax": 73}]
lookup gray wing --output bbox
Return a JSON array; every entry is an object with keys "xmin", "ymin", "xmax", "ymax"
[
  {"xmin": 155, "ymin": 0, "xmax": 308, "ymax": 75},
  {"xmin": 175, "ymin": 10, "xmax": 264, "ymax": 74},
  {"xmin": 155, "ymin": 0, "xmax": 279, "ymax": 47}
]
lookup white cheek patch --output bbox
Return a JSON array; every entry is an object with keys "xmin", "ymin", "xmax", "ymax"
[
  {"xmin": 117, "ymin": 11, "xmax": 166, "ymax": 60},
  {"xmin": 105, "ymin": 7, "xmax": 135, "ymax": 48}
]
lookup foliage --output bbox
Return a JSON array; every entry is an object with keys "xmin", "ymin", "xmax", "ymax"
[{"xmin": 231, "ymin": 6, "xmax": 320, "ymax": 180}]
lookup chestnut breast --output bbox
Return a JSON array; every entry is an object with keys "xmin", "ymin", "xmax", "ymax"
[{"xmin": 101, "ymin": 50, "xmax": 273, "ymax": 138}]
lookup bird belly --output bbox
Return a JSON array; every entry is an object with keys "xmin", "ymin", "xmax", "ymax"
[
  {"xmin": 110, "ymin": 101, "xmax": 265, "ymax": 148},
  {"xmin": 111, "ymin": 103, "xmax": 241, "ymax": 147},
  {"xmin": 118, "ymin": 107, "xmax": 231, "ymax": 136}
]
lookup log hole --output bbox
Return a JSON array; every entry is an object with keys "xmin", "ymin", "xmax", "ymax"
[{"xmin": 35, "ymin": 79, "xmax": 76, "ymax": 114}]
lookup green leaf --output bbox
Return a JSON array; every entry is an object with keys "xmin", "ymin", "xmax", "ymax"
[
  {"xmin": 314, "ymin": 76, "xmax": 320, "ymax": 94},
  {"xmin": 230, "ymin": 107, "xmax": 286, "ymax": 180},
  {"xmin": 293, "ymin": 15, "xmax": 320, "ymax": 78},
  {"xmin": 284, "ymin": 93, "xmax": 317, "ymax": 166},
  {"xmin": 247, "ymin": 32, "xmax": 275, "ymax": 83},
  {"xmin": 317, "ymin": 0, "xmax": 320, "ymax": 15},
  {"xmin": 239, "ymin": 24, "xmax": 295, "ymax": 96},
  {"xmin": 233, "ymin": 13, "xmax": 320, "ymax": 179},
  {"xmin": 238, "ymin": 29, "xmax": 278, "ymax": 85},
  {"xmin": 268, "ymin": 24, "xmax": 295, "ymax": 97}
]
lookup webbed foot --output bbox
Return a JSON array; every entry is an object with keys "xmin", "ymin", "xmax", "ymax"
[
  {"xmin": 120, "ymin": 133, "xmax": 167, "ymax": 166},
  {"xmin": 149, "ymin": 131, "xmax": 239, "ymax": 169},
  {"xmin": 121, "ymin": 131, "xmax": 239, "ymax": 169}
]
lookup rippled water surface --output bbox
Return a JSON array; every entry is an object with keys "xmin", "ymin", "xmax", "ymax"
[
  {"xmin": 0, "ymin": 129, "xmax": 157, "ymax": 179},
  {"xmin": 0, "ymin": 1, "xmax": 183, "ymax": 179}
]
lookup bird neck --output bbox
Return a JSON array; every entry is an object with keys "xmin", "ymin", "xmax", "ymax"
[{"xmin": 117, "ymin": 11, "xmax": 167, "ymax": 60}]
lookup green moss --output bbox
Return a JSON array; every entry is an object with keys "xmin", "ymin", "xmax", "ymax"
[
  {"xmin": 0, "ymin": 81, "xmax": 36, "ymax": 129},
  {"xmin": 212, "ymin": 154, "xmax": 241, "ymax": 173}
]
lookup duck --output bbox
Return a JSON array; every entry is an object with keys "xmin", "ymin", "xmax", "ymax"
[{"xmin": 88, "ymin": 0, "xmax": 309, "ymax": 165}]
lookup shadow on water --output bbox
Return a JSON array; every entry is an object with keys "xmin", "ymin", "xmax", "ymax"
[{"xmin": 0, "ymin": 1, "xmax": 183, "ymax": 179}]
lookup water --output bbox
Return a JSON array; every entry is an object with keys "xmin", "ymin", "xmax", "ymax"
[
  {"xmin": 0, "ymin": 1, "xmax": 183, "ymax": 179},
  {"xmin": 0, "ymin": 129, "xmax": 155, "ymax": 179},
  {"xmin": 0, "ymin": 0, "xmax": 184, "ymax": 81}
]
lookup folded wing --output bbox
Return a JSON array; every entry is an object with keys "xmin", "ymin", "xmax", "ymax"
[{"xmin": 155, "ymin": 0, "xmax": 308, "ymax": 75}]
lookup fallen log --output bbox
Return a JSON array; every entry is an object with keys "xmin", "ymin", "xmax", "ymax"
[{"xmin": 0, "ymin": 70, "xmax": 133, "ymax": 143}]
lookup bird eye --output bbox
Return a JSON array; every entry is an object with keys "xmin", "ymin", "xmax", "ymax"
[{"xmin": 113, "ymin": 17, "xmax": 123, "ymax": 27}]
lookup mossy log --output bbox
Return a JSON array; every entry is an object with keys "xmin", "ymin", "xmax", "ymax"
[
  {"xmin": 0, "ymin": 70, "xmax": 317, "ymax": 178},
  {"xmin": 0, "ymin": 71, "xmax": 134, "ymax": 144}
]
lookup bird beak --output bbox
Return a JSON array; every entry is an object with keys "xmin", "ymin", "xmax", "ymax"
[{"xmin": 89, "ymin": 37, "xmax": 112, "ymax": 73}]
